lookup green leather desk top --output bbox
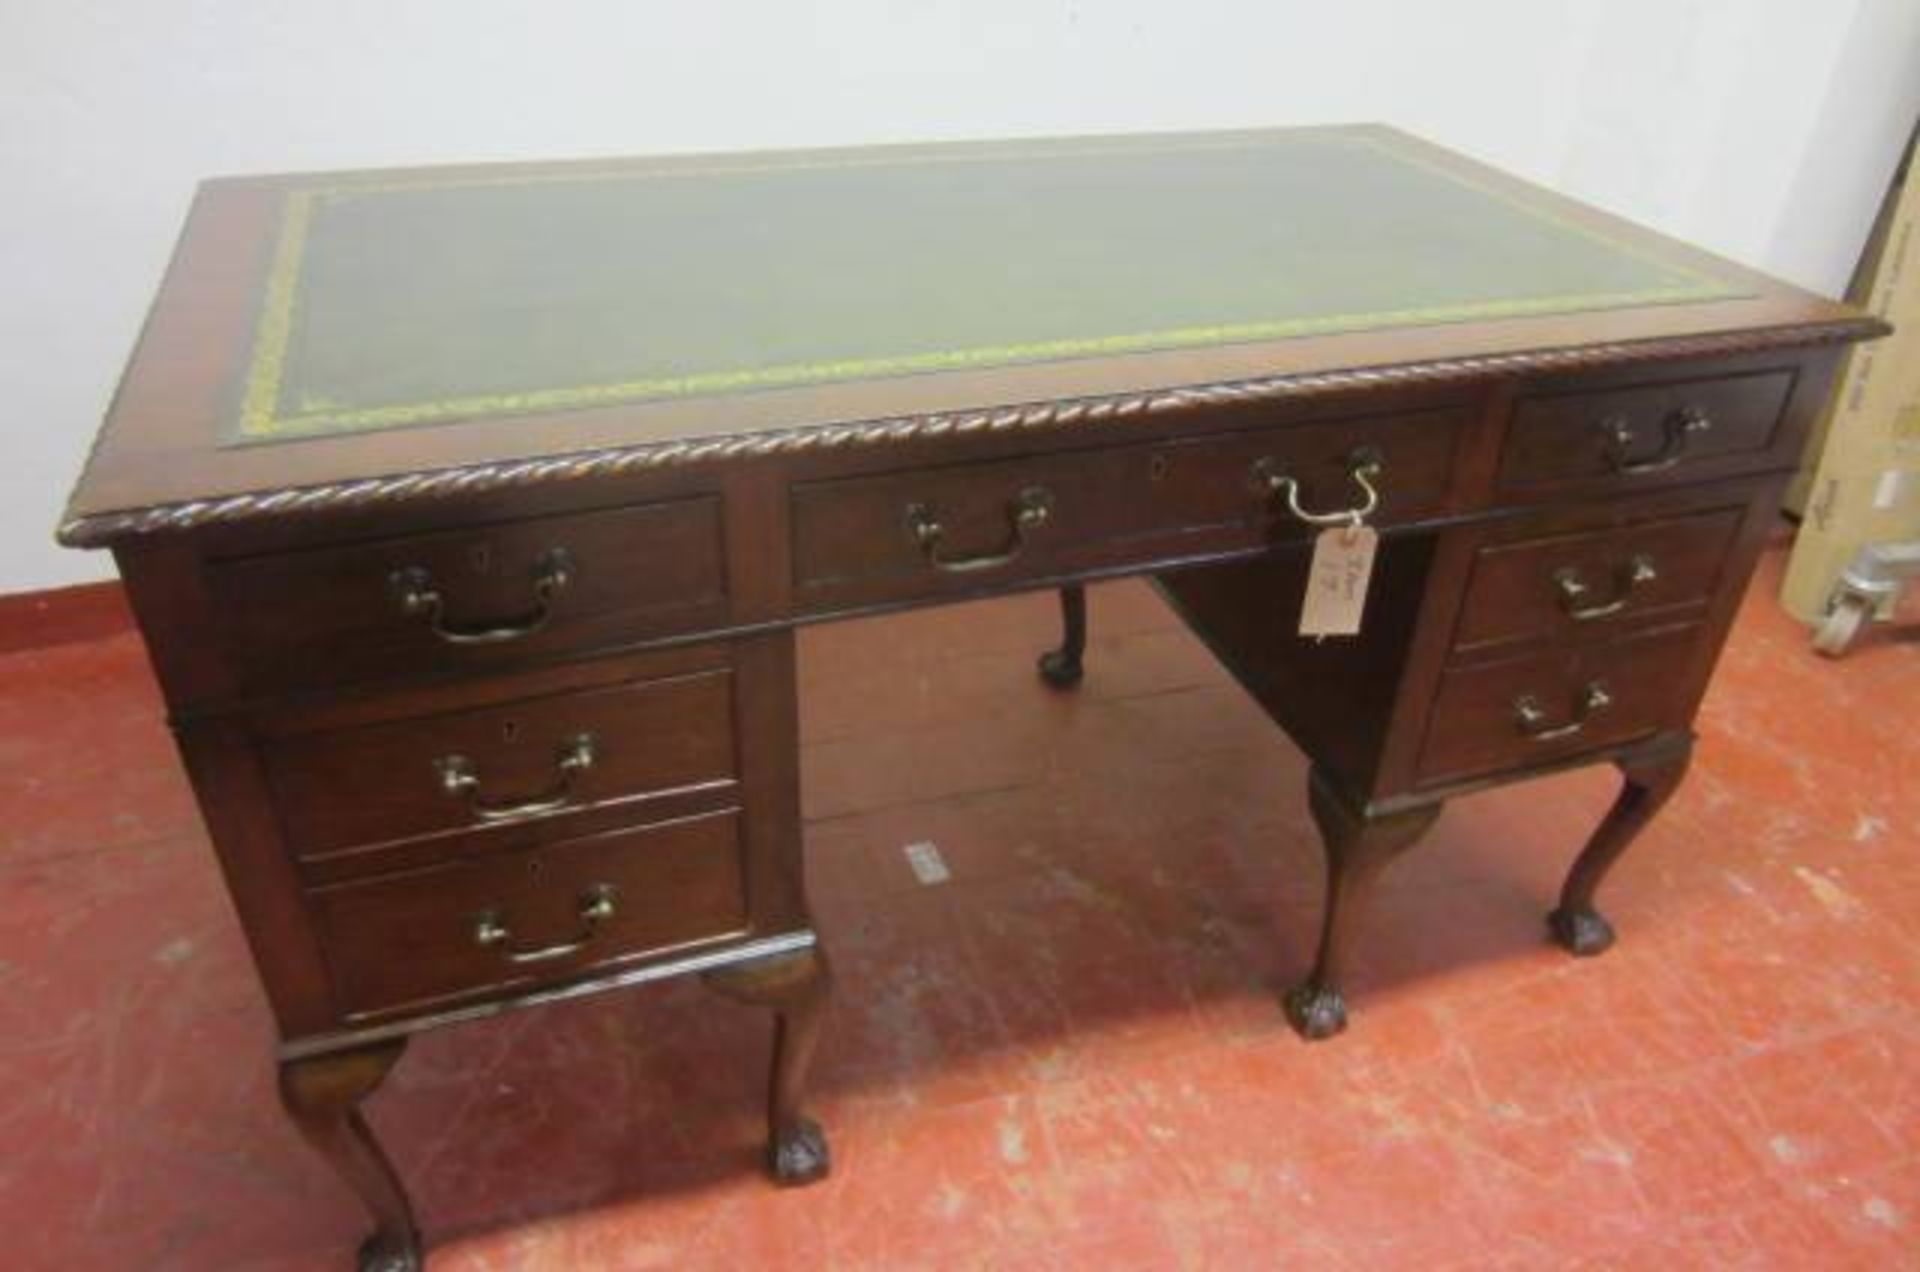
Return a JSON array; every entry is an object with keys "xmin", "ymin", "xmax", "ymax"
[
  {"xmin": 65, "ymin": 124, "xmax": 1877, "ymax": 545},
  {"xmin": 239, "ymin": 128, "xmax": 1741, "ymax": 444}
]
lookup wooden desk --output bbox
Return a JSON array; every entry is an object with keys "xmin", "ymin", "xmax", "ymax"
[{"xmin": 60, "ymin": 126, "xmax": 1884, "ymax": 1270}]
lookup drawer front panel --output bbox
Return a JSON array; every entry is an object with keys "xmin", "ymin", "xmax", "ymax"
[
  {"xmin": 209, "ymin": 496, "xmax": 727, "ymax": 693},
  {"xmin": 1453, "ymin": 507, "xmax": 1743, "ymax": 654},
  {"xmin": 311, "ymin": 810, "xmax": 750, "ymax": 1018},
  {"xmin": 792, "ymin": 407, "xmax": 1464, "ymax": 609},
  {"xmin": 1418, "ymin": 623, "xmax": 1701, "ymax": 785},
  {"xmin": 263, "ymin": 668, "xmax": 737, "ymax": 860},
  {"xmin": 1499, "ymin": 369, "xmax": 1795, "ymax": 494}
]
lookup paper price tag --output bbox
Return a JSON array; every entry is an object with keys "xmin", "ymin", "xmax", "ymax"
[{"xmin": 1299, "ymin": 525, "xmax": 1377, "ymax": 638}]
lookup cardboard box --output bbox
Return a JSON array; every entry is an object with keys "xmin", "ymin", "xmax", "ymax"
[
  {"xmin": 1782, "ymin": 133, "xmax": 1909, "ymax": 517},
  {"xmin": 1780, "ymin": 131, "xmax": 1920, "ymax": 624}
]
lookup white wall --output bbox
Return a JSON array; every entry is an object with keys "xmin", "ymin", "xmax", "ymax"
[{"xmin": 4, "ymin": 0, "xmax": 1917, "ymax": 594}]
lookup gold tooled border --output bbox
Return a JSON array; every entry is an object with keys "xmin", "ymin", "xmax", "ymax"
[{"xmin": 233, "ymin": 133, "xmax": 1744, "ymax": 442}]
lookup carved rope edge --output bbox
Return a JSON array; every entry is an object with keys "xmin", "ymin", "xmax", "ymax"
[{"xmin": 59, "ymin": 320, "xmax": 1883, "ymax": 548}]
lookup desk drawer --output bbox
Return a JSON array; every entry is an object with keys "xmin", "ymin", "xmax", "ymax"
[
  {"xmin": 1452, "ymin": 507, "xmax": 1743, "ymax": 654},
  {"xmin": 1417, "ymin": 623, "xmax": 1701, "ymax": 785},
  {"xmin": 209, "ymin": 496, "xmax": 727, "ymax": 693},
  {"xmin": 792, "ymin": 407, "xmax": 1464, "ymax": 609},
  {"xmin": 310, "ymin": 810, "xmax": 750, "ymax": 1019},
  {"xmin": 262, "ymin": 666, "xmax": 737, "ymax": 862},
  {"xmin": 1499, "ymin": 368, "xmax": 1796, "ymax": 495}
]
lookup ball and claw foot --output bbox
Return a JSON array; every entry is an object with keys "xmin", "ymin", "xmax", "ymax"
[
  {"xmin": 1548, "ymin": 906, "xmax": 1616, "ymax": 958},
  {"xmin": 1282, "ymin": 983, "xmax": 1349, "ymax": 1041},
  {"xmin": 768, "ymin": 1117, "xmax": 831, "ymax": 1186},
  {"xmin": 1036, "ymin": 648, "xmax": 1083, "ymax": 689},
  {"xmin": 357, "ymin": 1233, "xmax": 421, "ymax": 1272}
]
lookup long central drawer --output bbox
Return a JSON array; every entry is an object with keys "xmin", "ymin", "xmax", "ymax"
[{"xmin": 790, "ymin": 406, "xmax": 1466, "ymax": 611}]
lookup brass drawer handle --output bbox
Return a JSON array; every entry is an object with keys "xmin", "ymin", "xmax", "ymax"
[
  {"xmin": 1596, "ymin": 407, "xmax": 1712, "ymax": 475},
  {"xmin": 904, "ymin": 485, "xmax": 1055, "ymax": 573},
  {"xmin": 1553, "ymin": 554, "xmax": 1658, "ymax": 621},
  {"xmin": 473, "ymin": 883, "xmax": 619, "ymax": 965},
  {"xmin": 1513, "ymin": 681, "xmax": 1612, "ymax": 742},
  {"xmin": 388, "ymin": 547, "xmax": 575, "ymax": 645},
  {"xmin": 436, "ymin": 733, "xmax": 597, "ymax": 822},
  {"xmin": 1250, "ymin": 448, "xmax": 1383, "ymax": 527}
]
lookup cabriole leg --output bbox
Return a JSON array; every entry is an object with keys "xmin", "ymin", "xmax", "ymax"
[
  {"xmin": 1037, "ymin": 583, "xmax": 1087, "ymax": 688},
  {"xmin": 703, "ymin": 943, "xmax": 833, "ymax": 1185},
  {"xmin": 1284, "ymin": 767, "xmax": 1442, "ymax": 1041},
  {"xmin": 278, "ymin": 1039, "xmax": 419, "ymax": 1272},
  {"xmin": 1549, "ymin": 736, "xmax": 1693, "ymax": 957}
]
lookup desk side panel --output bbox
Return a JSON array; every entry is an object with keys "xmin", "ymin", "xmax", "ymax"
[{"xmin": 1151, "ymin": 533, "xmax": 1438, "ymax": 800}]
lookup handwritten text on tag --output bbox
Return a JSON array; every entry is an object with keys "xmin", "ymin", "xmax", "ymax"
[{"xmin": 1299, "ymin": 525, "xmax": 1377, "ymax": 637}]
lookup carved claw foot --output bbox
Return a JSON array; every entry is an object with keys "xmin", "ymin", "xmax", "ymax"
[
  {"xmin": 1548, "ymin": 906, "xmax": 1616, "ymax": 958},
  {"xmin": 357, "ymin": 1233, "xmax": 422, "ymax": 1272},
  {"xmin": 1036, "ymin": 647, "xmax": 1084, "ymax": 689},
  {"xmin": 1549, "ymin": 737, "xmax": 1688, "ymax": 962},
  {"xmin": 704, "ymin": 946, "xmax": 832, "ymax": 1190},
  {"xmin": 1282, "ymin": 982, "xmax": 1349, "ymax": 1041},
  {"xmin": 279, "ymin": 1041, "xmax": 418, "ymax": 1272},
  {"xmin": 768, "ymin": 1116, "xmax": 831, "ymax": 1186}
]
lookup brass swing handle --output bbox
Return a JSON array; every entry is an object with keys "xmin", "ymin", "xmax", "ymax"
[
  {"xmin": 1250, "ymin": 448, "xmax": 1384, "ymax": 527},
  {"xmin": 1513, "ymin": 681, "xmax": 1612, "ymax": 742},
  {"xmin": 473, "ymin": 884, "xmax": 619, "ymax": 965},
  {"xmin": 1596, "ymin": 407, "xmax": 1712, "ymax": 475},
  {"xmin": 904, "ymin": 486, "xmax": 1055, "ymax": 574},
  {"xmin": 388, "ymin": 547, "xmax": 576, "ymax": 645},
  {"xmin": 1553, "ymin": 554, "xmax": 1658, "ymax": 621},
  {"xmin": 436, "ymin": 733, "xmax": 597, "ymax": 822}
]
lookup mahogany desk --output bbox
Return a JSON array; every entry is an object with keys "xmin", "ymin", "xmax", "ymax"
[{"xmin": 59, "ymin": 126, "xmax": 1884, "ymax": 1270}]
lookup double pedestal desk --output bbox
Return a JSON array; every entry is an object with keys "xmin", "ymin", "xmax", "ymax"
[{"xmin": 59, "ymin": 127, "xmax": 1883, "ymax": 1268}]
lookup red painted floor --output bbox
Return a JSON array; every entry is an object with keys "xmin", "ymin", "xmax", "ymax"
[{"xmin": 2, "ymin": 544, "xmax": 1916, "ymax": 1270}]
